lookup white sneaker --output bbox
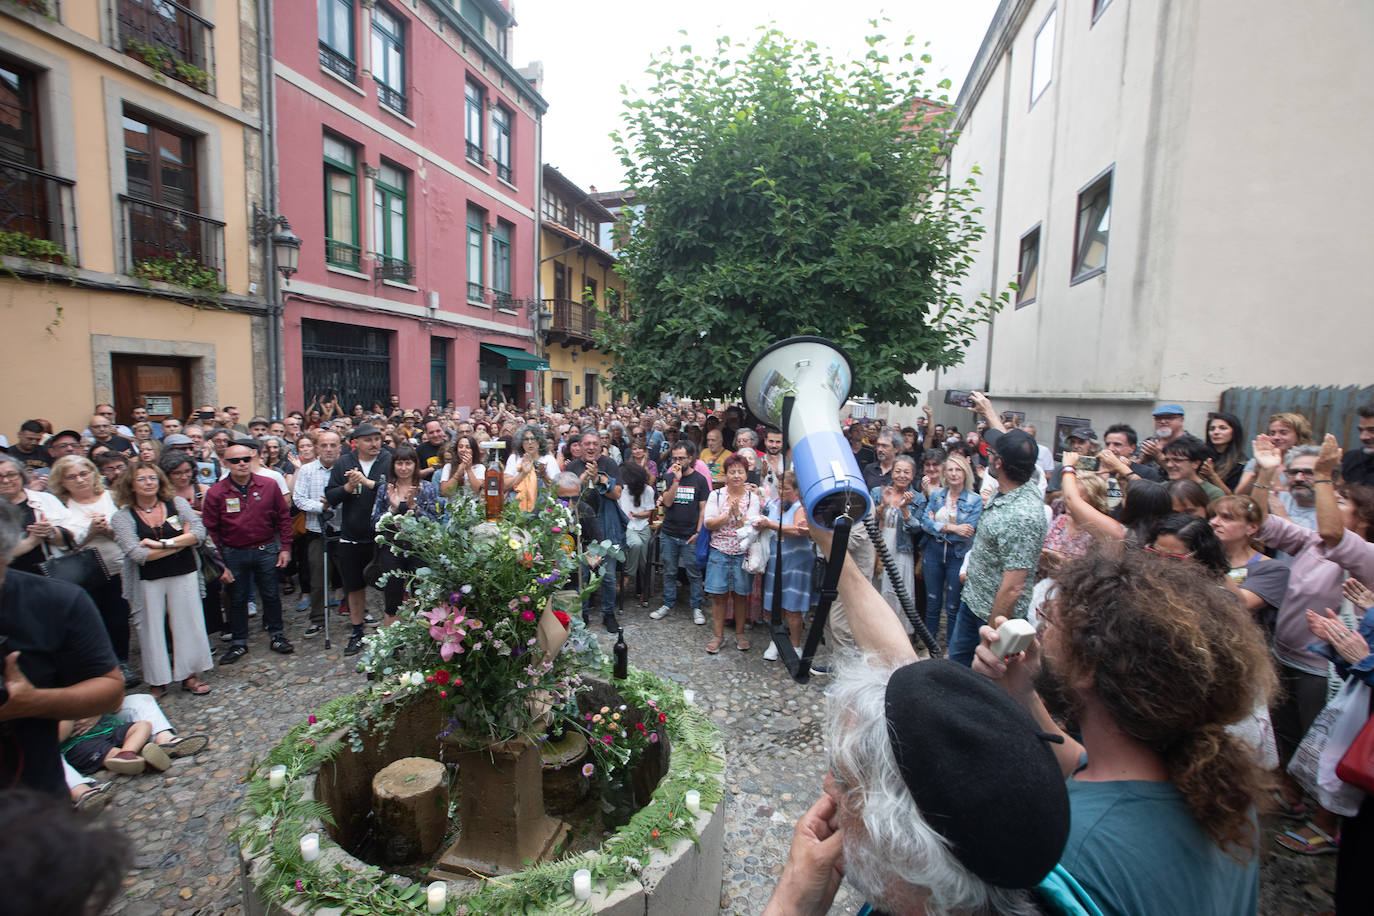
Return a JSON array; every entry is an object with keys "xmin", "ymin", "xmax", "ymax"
[
  {"xmin": 247, "ymin": 600, "xmax": 257, "ymax": 617},
  {"xmin": 649, "ymin": 605, "xmax": 671, "ymax": 620},
  {"xmin": 763, "ymin": 640, "xmax": 779, "ymax": 661},
  {"xmin": 692, "ymin": 608, "xmax": 706, "ymax": 626}
]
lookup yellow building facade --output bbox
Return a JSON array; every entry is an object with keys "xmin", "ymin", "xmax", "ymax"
[
  {"xmin": 535, "ymin": 165, "xmax": 624, "ymax": 410},
  {"xmin": 0, "ymin": 1, "xmax": 267, "ymax": 436}
]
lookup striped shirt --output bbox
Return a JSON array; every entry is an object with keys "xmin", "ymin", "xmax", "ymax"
[{"xmin": 292, "ymin": 459, "xmax": 337, "ymax": 534}]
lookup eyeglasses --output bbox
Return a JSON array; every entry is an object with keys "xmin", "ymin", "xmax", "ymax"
[
  {"xmin": 224, "ymin": 456, "xmax": 253, "ymax": 465},
  {"xmin": 0, "ymin": 471, "xmax": 22, "ymax": 481},
  {"xmin": 1286, "ymin": 468, "xmax": 1316, "ymax": 477},
  {"xmin": 63, "ymin": 469, "xmax": 94, "ymax": 481},
  {"xmin": 134, "ymin": 477, "xmax": 160, "ymax": 485},
  {"xmin": 1146, "ymin": 544, "xmax": 1195, "ymax": 560}
]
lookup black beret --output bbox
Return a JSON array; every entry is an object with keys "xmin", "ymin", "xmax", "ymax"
[{"xmin": 883, "ymin": 659, "xmax": 1070, "ymax": 889}]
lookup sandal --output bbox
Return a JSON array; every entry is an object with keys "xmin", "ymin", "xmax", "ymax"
[
  {"xmin": 161, "ymin": 734, "xmax": 210, "ymax": 758},
  {"xmin": 705, "ymin": 636, "xmax": 723, "ymax": 654},
  {"xmin": 73, "ymin": 781, "xmax": 114, "ymax": 813},
  {"xmin": 735, "ymin": 634, "xmax": 751, "ymax": 651},
  {"xmin": 1274, "ymin": 823, "xmax": 1339, "ymax": 856},
  {"xmin": 182, "ymin": 677, "xmax": 212, "ymax": 696},
  {"xmin": 1270, "ymin": 790, "xmax": 1307, "ymax": 821}
]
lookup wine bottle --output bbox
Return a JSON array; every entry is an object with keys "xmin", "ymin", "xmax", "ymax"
[
  {"xmin": 483, "ymin": 440, "xmax": 505, "ymax": 520},
  {"xmin": 613, "ymin": 627, "xmax": 628, "ymax": 679}
]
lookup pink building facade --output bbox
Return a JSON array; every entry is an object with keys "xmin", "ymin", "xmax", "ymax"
[{"xmin": 274, "ymin": 0, "xmax": 546, "ymax": 413}]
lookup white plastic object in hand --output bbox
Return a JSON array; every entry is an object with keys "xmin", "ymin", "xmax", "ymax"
[{"xmin": 994, "ymin": 618, "xmax": 1036, "ymax": 658}]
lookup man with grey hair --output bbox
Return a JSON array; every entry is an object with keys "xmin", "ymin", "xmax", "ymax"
[
  {"xmin": 862, "ymin": 426, "xmax": 901, "ymax": 491},
  {"xmin": 1274, "ymin": 444, "xmax": 1322, "ymax": 530},
  {"xmin": 0, "ymin": 501, "xmax": 125, "ymax": 797}
]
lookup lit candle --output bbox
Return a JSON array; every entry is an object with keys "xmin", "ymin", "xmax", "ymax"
[
  {"xmin": 685, "ymin": 790, "xmax": 701, "ymax": 815},
  {"xmin": 426, "ymin": 881, "xmax": 447, "ymax": 914},
  {"xmin": 269, "ymin": 765, "xmax": 287, "ymax": 789},
  {"xmin": 572, "ymin": 868, "xmax": 592, "ymax": 901},
  {"xmin": 300, "ymin": 832, "xmax": 320, "ymax": 862},
  {"xmin": 682, "ymin": 689, "xmax": 695, "ymax": 706}
]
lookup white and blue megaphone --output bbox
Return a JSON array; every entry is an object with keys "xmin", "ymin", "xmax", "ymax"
[{"xmin": 741, "ymin": 336, "xmax": 872, "ymax": 529}]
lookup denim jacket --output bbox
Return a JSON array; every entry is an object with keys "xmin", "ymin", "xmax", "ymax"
[
  {"xmin": 869, "ymin": 485, "xmax": 926, "ymax": 554},
  {"xmin": 920, "ymin": 487, "xmax": 984, "ymax": 546}
]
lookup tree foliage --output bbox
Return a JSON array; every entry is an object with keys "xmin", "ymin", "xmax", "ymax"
[{"xmin": 602, "ymin": 29, "xmax": 1002, "ymax": 406}]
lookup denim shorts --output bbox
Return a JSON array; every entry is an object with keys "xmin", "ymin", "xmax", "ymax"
[{"xmin": 705, "ymin": 548, "xmax": 752, "ymax": 595}]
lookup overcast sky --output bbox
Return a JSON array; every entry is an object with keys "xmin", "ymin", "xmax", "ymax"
[{"xmin": 513, "ymin": 0, "xmax": 1003, "ymax": 193}]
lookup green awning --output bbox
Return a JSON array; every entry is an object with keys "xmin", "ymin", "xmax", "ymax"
[{"xmin": 480, "ymin": 343, "xmax": 549, "ymax": 371}]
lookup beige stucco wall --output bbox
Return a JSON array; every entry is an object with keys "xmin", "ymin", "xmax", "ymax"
[{"xmin": 920, "ymin": 0, "xmax": 1374, "ymax": 436}]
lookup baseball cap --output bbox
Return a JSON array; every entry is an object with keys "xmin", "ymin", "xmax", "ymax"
[
  {"xmin": 982, "ymin": 428, "xmax": 1039, "ymax": 479},
  {"xmin": 1066, "ymin": 426, "xmax": 1098, "ymax": 443},
  {"xmin": 1152, "ymin": 404, "xmax": 1185, "ymax": 417},
  {"xmin": 351, "ymin": 422, "xmax": 382, "ymax": 439},
  {"xmin": 884, "ymin": 660, "xmax": 1070, "ymax": 889}
]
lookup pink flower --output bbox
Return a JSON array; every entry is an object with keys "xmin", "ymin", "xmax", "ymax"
[
  {"xmin": 521, "ymin": 609, "xmax": 535, "ymax": 622},
  {"xmin": 295, "ymin": 879, "xmax": 304, "ymax": 892},
  {"xmin": 601, "ymin": 734, "xmax": 613, "ymax": 745},
  {"xmin": 648, "ymin": 733, "xmax": 659, "ymax": 743},
  {"xmin": 307, "ymin": 715, "xmax": 317, "ymax": 725},
  {"xmin": 582, "ymin": 763, "xmax": 594, "ymax": 776},
  {"xmin": 422, "ymin": 604, "xmax": 469, "ymax": 661}
]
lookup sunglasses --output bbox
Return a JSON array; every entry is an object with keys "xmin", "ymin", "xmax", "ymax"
[{"xmin": 224, "ymin": 456, "xmax": 253, "ymax": 465}]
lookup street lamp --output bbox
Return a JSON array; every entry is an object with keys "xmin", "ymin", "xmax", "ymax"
[{"xmin": 251, "ymin": 203, "xmax": 301, "ymax": 281}]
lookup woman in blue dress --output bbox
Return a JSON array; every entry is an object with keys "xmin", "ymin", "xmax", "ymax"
[{"xmin": 757, "ymin": 471, "xmax": 814, "ymax": 662}]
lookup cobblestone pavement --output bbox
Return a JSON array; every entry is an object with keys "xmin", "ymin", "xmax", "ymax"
[{"xmin": 98, "ymin": 589, "xmax": 1331, "ymax": 915}]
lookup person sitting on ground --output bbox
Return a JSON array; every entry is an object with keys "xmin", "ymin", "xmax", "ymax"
[{"xmin": 58, "ymin": 687, "xmax": 207, "ymax": 778}]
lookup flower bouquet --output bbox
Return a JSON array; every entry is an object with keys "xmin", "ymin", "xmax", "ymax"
[{"xmin": 363, "ymin": 488, "xmax": 621, "ymax": 747}]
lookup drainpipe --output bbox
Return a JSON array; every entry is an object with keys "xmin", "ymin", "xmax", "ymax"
[{"xmin": 257, "ymin": 0, "xmax": 284, "ymax": 418}]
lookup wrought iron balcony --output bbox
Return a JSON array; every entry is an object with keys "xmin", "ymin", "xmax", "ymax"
[
  {"xmin": 376, "ymin": 81, "xmax": 407, "ymax": 116},
  {"xmin": 465, "ymin": 141, "xmax": 484, "ymax": 164},
  {"xmin": 543, "ymin": 298, "xmax": 599, "ymax": 346},
  {"xmin": 0, "ymin": 161, "xmax": 78, "ymax": 266},
  {"xmin": 467, "ymin": 282, "xmax": 487, "ymax": 303},
  {"xmin": 495, "ymin": 161, "xmax": 512, "ymax": 183},
  {"xmin": 325, "ymin": 238, "xmax": 361, "ymax": 271},
  {"xmin": 319, "ymin": 42, "xmax": 356, "ymax": 83},
  {"xmin": 119, "ymin": 194, "xmax": 225, "ymax": 289},
  {"xmin": 491, "ymin": 290, "xmax": 516, "ymax": 310},
  {"xmin": 117, "ymin": 0, "xmax": 215, "ymax": 93},
  {"xmin": 374, "ymin": 255, "xmax": 414, "ymax": 283}
]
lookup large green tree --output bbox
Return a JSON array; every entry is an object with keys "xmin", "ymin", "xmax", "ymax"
[{"xmin": 602, "ymin": 30, "xmax": 1001, "ymax": 406}]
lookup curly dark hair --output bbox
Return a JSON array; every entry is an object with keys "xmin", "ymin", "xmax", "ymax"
[
  {"xmin": 1050, "ymin": 545, "xmax": 1277, "ymax": 857},
  {"xmin": 1151, "ymin": 512, "xmax": 1229, "ymax": 576}
]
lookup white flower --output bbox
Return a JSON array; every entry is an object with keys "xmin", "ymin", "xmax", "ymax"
[{"xmin": 409, "ymin": 671, "xmax": 425, "ymax": 687}]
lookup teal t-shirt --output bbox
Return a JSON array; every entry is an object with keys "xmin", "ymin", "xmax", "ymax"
[{"xmin": 1062, "ymin": 778, "xmax": 1258, "ymax": 916}]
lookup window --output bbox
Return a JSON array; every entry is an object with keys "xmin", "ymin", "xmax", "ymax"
[
  {"xmin": 117, "ymin": 0, "xmax": 215, "ymax": 92},
  {"xmin": 1030, "ymin": 7, "xmax": 1056, "ymax": 105},
  {"xmin": 0, "ymin": 62, "xmax": 41, "ymax": 168},
  {"xmin": 1072, "ymin": 169, "xmax": 1112, "ymax": 283},
  {"xmin": 459, "ymin": 0, "xmax": 484, "ymax": 34},
  {"xmin": 323, "ymin": 134, "xmax": 359, "ymax": 269},
  {"xmin": 491, "ymin": 105, "xmax": 512, "ymax": 183},
  {"xmin": 541, "ymin": 187, "xmax": 568, "ymax": 226},
  {"xmin": 464, "ymin": 80, "xmax": 484, "ymax": 164},
  {"xmin": 491, "ymin": 219, "xmax": 511, "ymax": 304},
  {"xmin": 372, "ymin": 161, "xmax": 409, "ymax": 277},
  {"xmin": 122, "ymin": 110, "xmax": 222, "ymax": 278},
  {"xmin": 574, "ymin": 209, "xmax": 596, "ymax": 243},
  {"xmin": 0, "ymin": 61, "xmax": 76, "ymax": 256},
  {"xmin": 1016, "ymin": 226, "xmax": 1040, "ymax": 308},
  {"xmin": 319, "ymin": 0, "xmax": 355, "ymax": 82},
  {"xmin": 466, "ymin": 205, "xmax": 485, "ymax": 301},
  {"xmin": 371, "ymin": 4, "xmax": 406, "ymax": 114}
]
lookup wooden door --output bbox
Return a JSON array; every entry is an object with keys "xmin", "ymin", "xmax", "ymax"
[
  {"xmin": 112, "ymin": 355, "xmax": 191, "ymax": 421},
  {"xmin": 551, "ymin": 377, "xmax": 567, "ymax": 405}
]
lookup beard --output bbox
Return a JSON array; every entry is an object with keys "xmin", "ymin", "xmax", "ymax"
[
  {"xmin": 1034, "ymin": 655, "xmax": 1081, "ymax": 732},
  {"xmin": 1289, "ymin": 483, "xmax": 1314, "ymax": 506}
]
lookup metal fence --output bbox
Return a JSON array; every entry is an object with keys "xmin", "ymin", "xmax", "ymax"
[{"xmin": 1219, "ymin": 386, "xmax": 1374, "ymax": 452}]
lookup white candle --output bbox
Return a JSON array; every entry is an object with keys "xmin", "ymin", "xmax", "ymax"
[
  {"xmin": 269, "ymin": 765, "xmax": 287, "ymax": 789},
  {"xmin": 426, "ymin": 881, "xmax": 447, "ymax": 914},
  {"xmin": 572, "ymin": 868, "xmax": 592, "ymax": 901},
  {"xmin": 682, "ymin": 689, "xmax": 695, "ymax": 706},
  {"xmin": 684, "ymin": 790, "xmax": 701, "ymax": 815},
  {"xmin": 300, "ymin": 832, "xmax": 320, "ymax": 862}
]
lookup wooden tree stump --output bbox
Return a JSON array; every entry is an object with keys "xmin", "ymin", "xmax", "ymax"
[{"xmin": 371, "ymin": 757, "xmax": 449, "ymax": 865}]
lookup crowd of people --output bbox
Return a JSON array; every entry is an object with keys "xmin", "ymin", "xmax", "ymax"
[{"xmin": 3, "ymin": 391, "xmax": 1373, "ymax": 915}]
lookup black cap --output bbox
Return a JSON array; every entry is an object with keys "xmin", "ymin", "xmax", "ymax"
[
  {"xmin": 351, "ymin": 422, "xmax": 382, "ymax": 439},
  {"xmin": 982, "ymin": 428, "xmax": 1040, "ymax": 479},
  {"xmin": 883, "ymin": 660, "xmax": 1070, "ymax": 889},
  {"xmin": 1067, "ymin": 426, "xmax": 1098, "ymax": 443}
]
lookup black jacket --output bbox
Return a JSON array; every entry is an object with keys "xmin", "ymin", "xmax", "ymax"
[{"xmin": 325, "ymin": 451, "xmax": 392, "ymax": 541}]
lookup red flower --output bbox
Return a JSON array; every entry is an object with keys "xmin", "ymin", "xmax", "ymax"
[
  {"xmin": 658, "ymin": 713, "xmax": 667, "ymax": 723},
  {"xmin": 552, "ymin": 610, "xmax": 570, "ymax": 628},
  {"xmin": 439, "ymin": 690, "xmax": 448, "ymax": 698},
  {"xmin": 601, "ymin": 734, "xmax": 613, "ymax": 745},
  {"xmin": 433, "ymin": 669, "xmax": 451, "ymax": 685},
  {"xmin": 636, "ymin": 722, "xmax": 646, "ymax": 733}
]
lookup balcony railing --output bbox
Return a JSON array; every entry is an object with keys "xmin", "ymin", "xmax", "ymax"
[
  {"xmin": 465, "ymin": 141, "xmax": 484, "ymax": 164},
  {"xmin": 117, "ymin": 0, "xmax": 215, "ymax": 93},
  {"xmin": 319, "ymin": 42, "xmax": 356, "ymax": 83},
  {"xmin": 374, "ymin": 255, "xmax": 414, "ymax": 283},
  {"xmin": 325, "ymin": 238, "xmax": 361, "ymax": 271},
  {"xmin": 467, "ymin": 281, "xmax": 487, "ymax": 303},
  {"xmin": 119, "ymin": 194, "xmax": 225, "ymax": 288},
  {"xmin": 544, "ymin": 297, "xmax": 599, "ymax": 343},
  {"xmin": 0, "ymin": 161, "xmax": 78, "ymax": 266},
  {"xmin": 376, "ymin": 80, "xmax": 407, "ymax": 116},
  {"xmin": 495, "ymin": 160, "xmax": 512, "ymax": 183},
  {"xmin": 492, "ymin": 290, "xmax": 516, "ymax": 310}
]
